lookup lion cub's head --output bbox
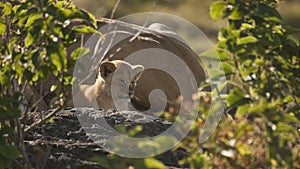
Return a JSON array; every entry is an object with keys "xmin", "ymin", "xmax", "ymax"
[{"xmin": 95, "ymin": 60, "xmax": 144, "ymax": 110}]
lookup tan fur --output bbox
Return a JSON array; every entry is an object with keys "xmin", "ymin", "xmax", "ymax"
[{"xmin": 79, "ymin": 60, "xmax": 143, "ymax": 109}]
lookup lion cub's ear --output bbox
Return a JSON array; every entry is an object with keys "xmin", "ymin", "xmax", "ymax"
[{"xmin": 99, "ymin": 61, "xmax": 117, "ymax": 78}]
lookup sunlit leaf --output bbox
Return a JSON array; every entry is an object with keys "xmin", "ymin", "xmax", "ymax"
[
  {"xmin": 276, "ymin": 122, "xmax": 299, "ymax": 138},
  {"xmin": 73, "ymin": 25, "xmax": 103, "ymax": 38},
  {"xmin": 25, "ymin": 13, "xmax": 42, "ymax": 28},
  {"xmin": 0, "ymin": 21, "xmax": 6, "ymax": 35},
  {"xmin": 241, "ymin": 23, "xmax": 255, "ymax": 30},
  {"xmin": 256, "ymin": 3, "xmax": 282, "ymax": 22},
  {"xmin": 71, "ymin": 47, "xmax": 90, "ymax": 60},
  {"xmin": 135, "ymin": 158, "xmax": 167, "ymax": 169},
  {"xmin": 237, "ymin": 36, "xmax": 258, "ymax": 45},
  {"xmin": 210, "ymin": 1, "xmax": 227, "ymax": 20},
  {"xmin": 50, "ymin": 85, "xmax": 57, "ymax": 92},
  {"xmin": 79, "ymin": 9, "xmax": 97, "ymax": 27},
  {"xmin": 3, "ymin": 3, "xmax": 12, "ymax": 16},
  {"xmin": 229, "ymin": 8, "xmax": 242, "ymax": 20},
  {"xmin": 48, "ymin": 117, "xmax": 54, "ymax": 123},
  {"xmin": 227, "ymin": 88, "xmax": 250, "ymax": 107},
  {"xmin": 222, "ymin": 62, "xmax": 234, "ymax": 75},
  {"xmin": 236, "ymin": 144, "xmax": 251, "ymax": 155},
  {"xmin": 47, "ymin": 43, "xmax": 67, "ymax": 71},
  {"xmin": 24, "ymin": 32, "xmax": 35, "ymax": 48}
]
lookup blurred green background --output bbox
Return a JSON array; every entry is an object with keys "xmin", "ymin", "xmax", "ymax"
[{"xmin": 73, "ymin": 0, "xmax": 300, "ymax": 42}]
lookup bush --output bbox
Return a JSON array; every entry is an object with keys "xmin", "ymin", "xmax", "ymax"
[
  {"xmin": 0, "ymin": 0, "xmax": 97, "ymax": 168},
  {"xmin": 180, "ymin": 0, "xmax": 300, "ymax": 168},
  {"xmin": 0, "ymin": 0, "xmax": 299, "ymax": 168}
]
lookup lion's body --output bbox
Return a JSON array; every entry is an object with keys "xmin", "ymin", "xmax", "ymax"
[{"xmin": 101, "ymin": 32, "xmax": 206, "ymax": 114}]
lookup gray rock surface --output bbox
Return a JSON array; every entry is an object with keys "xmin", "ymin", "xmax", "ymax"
[{"xmin": 19, "ymin": 108, "xmax": 189, "ymax": 169}]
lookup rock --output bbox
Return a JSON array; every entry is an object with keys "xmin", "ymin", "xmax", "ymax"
[{"xmin": 19, "ymin": 108, "xmax": 189, "ymax": 169}]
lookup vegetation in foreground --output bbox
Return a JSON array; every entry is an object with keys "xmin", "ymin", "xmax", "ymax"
[{"xmin": 0, "ymin": 0, "xmax": 299, "ymax": 168}]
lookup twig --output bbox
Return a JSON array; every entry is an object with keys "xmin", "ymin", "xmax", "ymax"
[
  {"xmin": 12, "ymin": 78, "xmax": 32, "ymax": 169},
  {"xmin": 100, "ymin": 0, "xmax": 121, "ymax": 62},
  {"xmin": 110, "ymin": 0, "xmax": 121, "ymax": 20},
  {"xmin": 129, "ymin": 1, "xmax": 156, "ymax": 42},
  {"xmin": 97, "ymin": 18, "xmax": 162, "ymax": 37},
  {"xmin": 24, "ymin": 106, "xmax": 63, "ymax": 133},
  {"xmin": 3, "ymin": 0, "xmax": 11, "ymax": 54},
  {"xmin": 12, "ymin": 158, "xmax": 23, "ymax": 168},
  {"xmin": 16, "ymin": 118, "xmax": 32, "ymax": 169}
]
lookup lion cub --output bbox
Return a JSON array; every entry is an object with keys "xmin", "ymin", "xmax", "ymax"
[{"xmin": 79, "ymin": 60, "xmax": 144, "ymax": 110}]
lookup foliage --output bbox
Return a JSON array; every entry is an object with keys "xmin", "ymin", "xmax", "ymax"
[
  {"xmin": 179, "ymin": 0, "xmax": 300, "ymax": 168},
  {"xmin": 0, "ymin": 0, "xmax": 97, "ymax": 168},
  {"xmin": 1, "ymin": 0, "xmax": 299, "ymax": 168},
  {"xmin": 93, "ymin": 154, "xmax": 167, "ymax": 169}
]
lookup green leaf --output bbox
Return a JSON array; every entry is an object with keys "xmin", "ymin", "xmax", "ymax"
[
  {"xmin": 47, "ymin": 43, "xmax": 67, "ymax": 71},
  {"xmin": 57, "ymin": 7, "xmax": 96, "ymax": 27},
  {"xmin": 210, "ymin": 1, "xmax": 227, "ymax": 20},
  {"xmin": 71, "ymin": 47, "xmax": 90, "ymax": 60},
  {"xmin": 227, "ymin": 88, "xmax": 250, "ymax": 107},
  {"xmin": 241, "ymin": 23, "xmax": 255, "ymax": 30},
  {"xmin": 25, "ymin": 13, "xmax": 42, "ymax": 28},
  {"xmin": 73, "ymin": 25, "xmax": 103, "ymax": 38},
  {"xmin": 276, "ymin": 122, "xmax": 299, "ymax": 138},
  {"xmin": 135, "ymin": 158, "xmax": 167, "ymax": 169},
  {"xmin": 59, "ymin": 8, "xmax": 74, "ymax": 20},
  {"xmin": 237, "ymin": 36, "xmax": 258, "ymax": 45},
  {"xmin": 222, "ymin": 62, "xmax": 234, "ymax": 75},
  {"xmin": 46, "ymin": 4, "xmax": 59, "ymax": 17},
  {"xmin": 3, "ymin": 3, "xmax": 12, "ymax": 16},
  {"xmin": 32, "ymin": 51, "xmax": 39, "ymax": 68},
  {"xmin": 236, "ymin": 104, "xmax": 250, "ymax": 116},
  {"xmin": 235, "ymin": 122, "xmax": 254, "ymax": 138},
  {"xmin": 256, "ymin": 3, "xmax": 282, "ymax": 22},
  {"xmin": 50, "ymin": 85, "xmax": 57, "ymax": 92},
  {"xmin": 79, "ymin": 9, "xmax": 97, "ymax": 27},
  {"xmin": 0, "ymin": 21, "xmax": 6, "ymax": 35},
  {"xmin": 229, "ymin": 8, "xmax": 242, "ymax": 20},
  {"xmin": 25, "ymin": 32, "xmax": 35, "ymax": 48},
  {"xmin": 237, "ymin": 144, "xmax": 251, "ymax": 155},
  {"xmin": 282, "ymin": 113, "xmax": 299, "ymax": 126}
]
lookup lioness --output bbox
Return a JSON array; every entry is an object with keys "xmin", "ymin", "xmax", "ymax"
[
  {"xmin": 78, "ymin": 60, "xmax": 144, "ymax": 110},
  {"xmin": 99, "ymin": 23, "xmax": 206, "ymax": 115}
]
